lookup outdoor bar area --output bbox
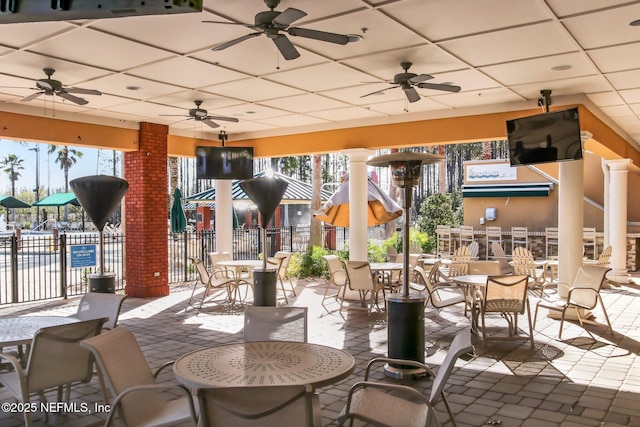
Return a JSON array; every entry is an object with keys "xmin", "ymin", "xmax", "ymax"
[{"xmin": 2, "ymin": 2, "xmax": 640, "ymax": 427}]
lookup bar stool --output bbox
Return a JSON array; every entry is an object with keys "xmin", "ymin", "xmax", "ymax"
[
  {"xmin": 485, "ymin": 226, "xmax": 502, "ymax": 260},
  {"xmin": 583, "ymin": 227, "xmax": 598, "ymax": 260},
  {"xmin": 545, "ymin": 227, "xmax": 558, "ymax": 259},
  {"xmin": 459, "ymin": 225, "xmax": 474, "ymax": 249},
  {"xmin": 436, "ymin": 225, "xmax": 453, "ymax": 255},
  {"xmin": 511, "ymin": 226, "xmax": 529, "ymax": 255}
]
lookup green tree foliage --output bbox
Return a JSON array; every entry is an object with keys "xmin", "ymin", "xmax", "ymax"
[
  {"xmin": 48, "ymin": 145, "xmax": 83, "ymax": 192},
  {"xmin": 416, "ymin": 193, "xmax": 458, "ymax": 246},
  {"xmin": 1, "ymin": 154, "xmax": 24, "ymax": 196}
]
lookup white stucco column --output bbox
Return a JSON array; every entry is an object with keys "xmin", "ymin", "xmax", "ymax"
[
  {"xmin": 558, "ymin": 159, "xmax": 584, "ymax": 294},
  {"xmin": 606, "ymin": 159, "xmax": 632, "ymax": 282},
  {"xmin": 346, "ymin": 149, "xmax": 374, "ymax": 262},
  {"xmin": 215, "ymin": 179, "xmax": 233, "ymax": 254},
  {"xmin": 601, "ymin": 158, "xmax": 610, "ymax": 248}
]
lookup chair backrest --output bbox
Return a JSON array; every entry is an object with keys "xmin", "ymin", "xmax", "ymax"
[
  {"xmin": 198, "ymin": 385, "xmax": 313, "ymax": 427},
  {"xmin": 483, "ymin": 275, "xmax": 529, "ymax": 314},
  {"xmin": 568, "ymin": 265, "xmax": 611, "ymax": 309},
  {"xmin": 267, "ymin": 256, "xmax": 285, "ymax": 277},
  {"xmin": 583, "ymin": 227, "xmax": 596, "ymax": 242},
  {"xmin": 459, "ymin": 225, "xmax": 474, "ymax": 240},
  {"xmin": 192, "ymin": 257, "xmax": 210, "ymax": 285},
  {"xmin": 491, "ymin": 242, "xmax": 506, "ymax": 258},
  {"xmin": 511, "ymin": 226, "xmax": 528, "ymax": 240},
  {"xmin": 451, "ymin": 246, "xmax": 471, "ymax": 262},
  {"xmin": 414, "ymin": 264, "xmax": 451, "ymax": 307},
  {"xmin": 596, "ymin": 245, "xmax": 612, "ymax": 265},
  {"xmin": 436, "ymin": 225, "xmax": 451, "ymax": 238},
  {"xmin": 209, "ymin": 252, "xmax": 232, "ymax": 270},
  {"xmin": 429, "ymin": 328, "xmax": 473, "ymax": 405},
  {"xmin": 446, "ymin": 262, "xmax": 469, "ymax": 278},
  {"xmin": 466, "ymin": 260, "xmax": 503, "ymax": 275},
  {"xmin": 344, "ymin": 261, "xmax": 374, "ymax": 291},
  {"xmin": 511, "ymin": 247, "xmax": 537, "ymax": 276},
  {"xmin": 322, "ymin": 254, "xmax": 347, "ymax": 286},
  {"xmin": 27, "ymin": 317, "xmax": 106, "ymax": 393},
  {"xmin": 468, "ymin": 241, "xmax": 479, "ymax": 259},
  {"xmin": 81, "ymin": 327, "xmax": 171, "ymax": 427},
  {"xmin": 545, "ymin": 227, "xmax": 558, "ymax": 240},
  {"xmin": 486, "ymin": 226, "xmax": 502, "ymax": 239},
  {"xmin": 274, "ymin": 251, "xmax": 293, "ymax": 279},
  {"xmin": 386, "ymin": 246, "xmax": 399, "ymax": 261},
  {"xmin": 74, "ymin": 292, "xmax": 127, "ymax": 330},
  {"xmin": 243, "ymin": 306, "xmax": 308, "ymax": 343}
]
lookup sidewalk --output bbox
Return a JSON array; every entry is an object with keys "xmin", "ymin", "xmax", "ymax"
[{"xmin": 1, "ymin": 275, "xmax": 639, "ymax": 426}]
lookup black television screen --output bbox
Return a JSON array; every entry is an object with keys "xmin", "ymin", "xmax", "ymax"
[
  {"xmin": 196, "ymin": 146, "xmax": 254, "ymax": 180},
  {"xmin": 507, "ymin": 107, "xmax": 582, "ymax": 166}
]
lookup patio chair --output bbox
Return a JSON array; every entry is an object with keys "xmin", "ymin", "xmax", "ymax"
[
  {"xmin": 243, "ymin": 306, "xmax": 308, "ymax": 343},
  {"xmin": 208, "ymin": 251, "xmax": 232, "ymax": 273},
  {"xmin": 468, "ymin": 241, "xmax": 479, "ymax": 259},
  {"xmin": 338, "ymin": 328, "xmax": 473, "ymax": 427},
  {"xmin": 485, "ymin": 226, "xmax": 502, "ymax": 260},
  {"xmin": 490, "ymin": 242, "xmax": 513, "ymax": 274},
  {"xmin": 545, "ymin": 227, "xmax": 559, "ymax": 259},
  {"xmin": 73, "ymin": 292, "xmax": 128, "ymax": 330},
  {"xmin": 583, "ymin": 227, "xmax": 598, "ymax": 260},
  {"xmin": 451, "ymin": 245, "xmax": 472, "ymax": 262},
  {"xmin": 386, "ymin": 245, "xmax": 399, "ymax": 262},
  {"xmin": 438, "ymin": 261, "xmax": 468, "ymax": 281},
  {"xmin": 80, "ymin": 327, "xmax": 198, "ymax": 427},
  {"xmin": 511, "ymin": 226, "xmax": 529, "ymax": 255},
  {"xmin": 187, "ymin": 257, "xmax": 236, "ymax": 312},
  {"xmin": 0, "ymin": 318, "xmax": 107, "ymax": 427},
  {"xmin": 533, "ymin": 265, "xmax": 612, "ymax": 339},
  {"xmin": 267, "ymin": 256, "xmax": 289, "ymax": 304},
  {"xmin": 458, "ymin": 225, "xmax": 474, "ymax": 249},
  {"xmin": 436, "ymin": 225, "xmax": 453, "ymax": 256},
  {"xmin": 198, "ymin": 384, "xmax": 320, "ymax": 427},
  {"xmin": 478, "ymin": 275, "xmax": 534, "ymax": 348},
  {"xmin": 341, "ymin": 261, "xmax": 386, "ymax": 315},
  {"xmin": 321, "ymin": 255, "xmax": 347, "ymax": 308},
  {"xmin": 275, "ymin": 251, "xmax": 296, "ymax": 297},
  {"xmin": 413, "ymin": 264, "xmax": 467, "ymax": 315},
  {"xmin": 511, "ymin": 247, "xmax": 547, "ymax": 291}
]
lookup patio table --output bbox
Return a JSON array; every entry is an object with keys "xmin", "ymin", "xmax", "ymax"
[
  {"xmin": 0, "ymin": 315, "xmax": 80, "ymax": 347},
  {"xmin": 173, "ymin": 341, "xmax": 355, "ymax": 390},
  {"xmin": 451, "ymin": 274, "xmax": 489, "ymax": 334}
]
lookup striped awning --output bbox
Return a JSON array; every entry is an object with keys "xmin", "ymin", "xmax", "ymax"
[{"xmin": 462, "ymin": 183, "xmax": 553, "ymax": 198}]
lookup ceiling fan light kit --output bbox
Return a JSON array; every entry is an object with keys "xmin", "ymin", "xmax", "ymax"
[{"xmin": 205, "ymin": 0, "xmax": 352, "ymax": 60}]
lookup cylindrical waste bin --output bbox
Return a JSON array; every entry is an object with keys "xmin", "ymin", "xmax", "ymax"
[
  {"xmin": 88, "ymin": 273, "xmax": 116, "ymax": 293},
  {"xmin": 385, "ymin": 294, "xmax": 426, "ymax": 379},
  {"xmin": 252, "ymin": 269, "xmax": 277, "ymax": 306}
]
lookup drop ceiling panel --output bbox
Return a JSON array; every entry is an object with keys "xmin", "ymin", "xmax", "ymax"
[
  {"xmin": 85, "ymin": 74, "xmax": 184, "ymax": 100},
  {"xmin": 266, "ymin": 62, "xmax": 376, "ymax": 92},
  {"xmin": 0, "ymin": 51, "xmax": 109, "ymax": 84},
  {"xmin": 204, "ymin": 78, "xmax": 305, "ymax": 102},
  {"xmin": 620, "ymin": 89, "xmax": 640, "ymax": 104},
  {"xmin": 27, "ymin": 28, "xmax": 173, "ymax": 70},
  {"xmin": 588, "ymin": 43, "xmax": 640, "ymax": 74},
  {"xmin": 440, "ymin": 22, "xmax": 578, "ymax": 67},
  {"xmin": 545, "ymin": 0, "xmax": 633, "ymax": 17},
  {"xmin": 148, "ymin": 93, "xmax": 241, "ymax": 110},
  {"xmin": 367, "ymin": 98, "xmax": 444, "ymax": 115},
  {"xmin": 606, "ymin": 70, "xmax": 640, "ymax": 91},
  {"xmin": 307, "ymin": 107, "xmax": 386, "ymax": 121},
  {"xmin": 382, "ymin": 0, "xmax": 551, "ymax": 41},
  {"xmin": 257, "ymin": 114, "xmax": 328, "ymax": 128},
  {"xmin": 208, "ymin": 103, "xmax": 289, "ymax": 121},
  {"xmin": 433, "ymin": 88, "xmax": 522, "ymax": 109},
  {"xmin": 0, "ymin": 21, "xmax": 77, "ymax": 49},
  {"xmin": 562, "ymin": 3, "xmax": 640, "ymax": 49},
  {"xmin": 127, "ymin": 57, "xmax": 248, "ymax": 89},
  {"xmin": 320, "ymin": 84, "xmax": 405, "ymax": 105},
  {"xmin": 260, "ymin": 94, "xmax": 350, "ymax": 113},
  {"xmin": 104, "ymin": 101, "xmax": 187, "ymax": 118},
  {"xmin": 587, "ymin": 92, "xmax": 626, "ymax": 107},
  {"xmin": 291, "ymin": 9, "xmax": 428, "ymax": 61},
  {"xmin": 480, "ymin": 52, "xmax": 598, "ymax": 86},
  {"xmin": 510, "ymin": 76, "xmax": 613, "ymax": 100}
]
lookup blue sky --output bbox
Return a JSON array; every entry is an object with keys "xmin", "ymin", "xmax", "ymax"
[{"xmin": 0, "ymin": 139, "xmax": 121, "ymax": 195}]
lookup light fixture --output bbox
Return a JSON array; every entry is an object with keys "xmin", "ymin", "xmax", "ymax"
[
  {"xmin": 347, "ymin": 34, "xmax": 363, "ymax": 42},
  {"xmin": 126, "ymin": 86, "xmax": 141, "ymax": 91},
  {"xmin": 630, "ymin": 19, "xmax": 640, "ymax": 26},
  {"xmin": 551, "ymin": 65, "xmax": 572, "ymax": 71}
]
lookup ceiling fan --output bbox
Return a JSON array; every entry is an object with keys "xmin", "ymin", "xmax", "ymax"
[
  {"xmin": 362, "ymin": 62, "xmax": 461, "ymax": 103},
  {"xmin": 0, "ymin": 68, "xmax": 102, "ymax": 105},
  {"xmin": 203, "ymin": 0, "xmax": 352, "ymax": 60},
  {"xmin": 160, "ymin": 100, "xmax": 239, "ymax": 129}
]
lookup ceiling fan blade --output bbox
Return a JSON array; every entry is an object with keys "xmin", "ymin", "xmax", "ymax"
[
  {"xmin": 408, "ymin": 74, "xmax": 434, "ymax": 84},
  {"xmin": 202, "ymin": 20, "xmax": 258, "ymax": 30},
  {"xmin": 287, "ymin": 27, "xmax": 349, "ymax": 45},
  {"xmin": 206, "ymin": 115, "xmax": 239, "ymax": 123},
  {"xmin": 159, "ymin": 114, "xmax": 189, "ymax": 117},
  {"xmin": 361, "ymin": 85, "xmax": 399, "ymax": 98},
  {"xmin": 273, "ymin": 8, "xmax": 307, "ymax": 27},
  {"xmin": 65, "ymin": 87, "xmax": 102, "ymax": 95},
  {"xmin": 273, "ymin": 34, "xmax": 300, "ymax": 60},
  {"xmin": 212, "ymin": 32, "xmax": 261, "ymax": 51},
  {"xmin": 403, "ymin": 86, "xmax": 420, "ymax": 103},
  {"xmin": 417, "ymin": 82, "xmax": 461, "ymax": 93},
  {"xmin": 57, "ymin": 92, "xmax": 89, "ymax": 105},
  {"xmin": 21, "ymin": 91, "xmax": 44, "ymax": 102},
  {"xmin": 202, "ymin": 119, "xmax": 220, "ymax": 129}
]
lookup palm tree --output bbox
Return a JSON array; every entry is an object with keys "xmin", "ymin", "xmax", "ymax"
[
  {"xmin": 1, "ymin": 154, "xmax": 25, "ymax": 197},
  {"xmin": 48, "ymin": 145, "xmax": 83, "ymax": 221}
]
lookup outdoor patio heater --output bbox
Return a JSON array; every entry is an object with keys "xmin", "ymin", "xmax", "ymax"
[
  {"xmin": 367, "ymin": 151, "xmax": 444, "ymax": 378},
  {"xmin": 70, "ymin": 175, "xmax": 129, "ymax": 293},
  {"xmin": 239, "ymin": 175, "xmax": 288, "ymax": 306}
]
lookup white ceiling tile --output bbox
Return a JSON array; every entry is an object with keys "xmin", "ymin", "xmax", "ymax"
[
  {"xmin": 599, "ymin": 105, "xmax": 634, "ymax": 117},
  {"xmin": 266, "ymin": 63, "xmax": 375, "ymax": 92},
  {"xmin": 260, "ymin": 94, "xmax": 349, "ymax": 113},
  {"xmin": 509, "ymin": 75, "xmax": 612, "ymax": 100},
  {"xmin": 209, "ymin": 103, "xmax": 289, "ymax": 121},
  {"xmin": 368, "ymin": 98, "xmax": 445, "ymax": 115},
  {"xmin": 148, "ymin": 94, "xmax": 240, "ymax": 110},
  {"xmin": 77, "ymin": 73, "xmax": 182, "ymax": 100},
  {"xmin": 588, "ymin": 43, "xmax": 640, "ymax": 74},
  {"xmin": 480, "ymin": 52, "xmax": 599, "ymax": 86},
  {"xmin": 606, "ymin": 70, "xmax": 640, "ymax": 91},
  {"xmin": 545, "ymin": 0, "xmax": 633, "ymax": 17},
  {"xmin": 0, "ymin": 51, "xmax": 110, "ymax": 84},
  {"xmin": 27, "ymin": 28, "xmax": 173, "ymax": 70},
  {"xmin": 0, "ymin": 21, "xmax": 77, "ymax": 48},
  {"xmin": 320, "ymin": 84, "xmax": 405, "ymax": 105},
  {"xmin": 619, "ymin": 89, "xmax": 640, "ymax": 104},
  {"xmin": 440, "ymin": 22, "xmax": 578, "ymax": 67},
  {"xmin": 127, "ymin": 57, "xmax": 248, "ymax": 89},
  {"xmin": 562, "ymin": 3, "xmax": 640, "ymax": 49},
  {"xmin": 204, "ymin": 78, "xmax": 305, "ymax": 102},
  {"xmin": 587, "ymin": 92, "xmax": 626, "ymax": 107},
  {"xmin": 307, "ymin": 107, "xmax": 386, "ymax": 121},
  {"xmin": 382, "ymin": 0, "xmax": 551, "ymax": 41},
  {"xmin": 433, "ymin": 88, "xmax": 522, "ymax": 109},
  {"xmin": 257, "ymin": 114, "xmax": 328, "ymax": 128}
]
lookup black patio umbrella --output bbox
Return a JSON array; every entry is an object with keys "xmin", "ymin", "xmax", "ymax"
[{"xmin": 170, "ymin": 188, "xmax": 187, "ymax": 233}]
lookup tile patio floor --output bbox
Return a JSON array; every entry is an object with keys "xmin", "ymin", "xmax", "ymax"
[{"xmin": 1, "ymin": 275, "xmax": 639, "ymax": 427}]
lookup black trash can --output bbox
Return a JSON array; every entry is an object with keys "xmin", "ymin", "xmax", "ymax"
[
  {"xmin": 252, "ymin": 269, "xmax": 277, "ymax": 306},
  {"xmin": 88, "ymin": 273, "xmax": 116, "ymax": 294},
  {"xmin": 385, "ymin": 294, "xmax": 426, "ymax": 378}
]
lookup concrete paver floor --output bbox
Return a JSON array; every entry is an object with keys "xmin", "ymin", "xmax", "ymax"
[{"xmin": 1, "ymin": 276, "xmax": 639, "ymax": 426}]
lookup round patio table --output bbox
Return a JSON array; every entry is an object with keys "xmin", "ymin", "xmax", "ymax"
[
  {"xmin": 0, "ymin": 316, "xmax": 79, "ymax": 347},
  {"xmin": 173, "ymin": 341, "xmax": 355, "ymax": 390}
]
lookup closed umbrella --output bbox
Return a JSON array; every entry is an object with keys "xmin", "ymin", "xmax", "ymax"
[
  {"xmin": 171, "ymin": 188, "xmax": 187, "ymax": 233},
  {"xmin": 314, "ymin": 174, "xmax": 402, "ymax": 227}
]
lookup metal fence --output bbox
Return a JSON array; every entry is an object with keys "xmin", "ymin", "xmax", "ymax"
[{"xmin": 1, "ymin": 226, "xmax": 348, "ymax": 305}]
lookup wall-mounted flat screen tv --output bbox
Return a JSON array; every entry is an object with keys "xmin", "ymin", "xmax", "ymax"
[
  {"xmin": 507, "ymin": 107, "xmax": 582, "ymax": 166},
  {"xmin": 196, "ymin": 146, "xmax": 254, "ymax": 180}
]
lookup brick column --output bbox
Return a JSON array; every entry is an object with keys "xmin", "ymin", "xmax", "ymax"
[{"xmin": 124, "ymin": 122, "xmax": 169, "ymax": 297}]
